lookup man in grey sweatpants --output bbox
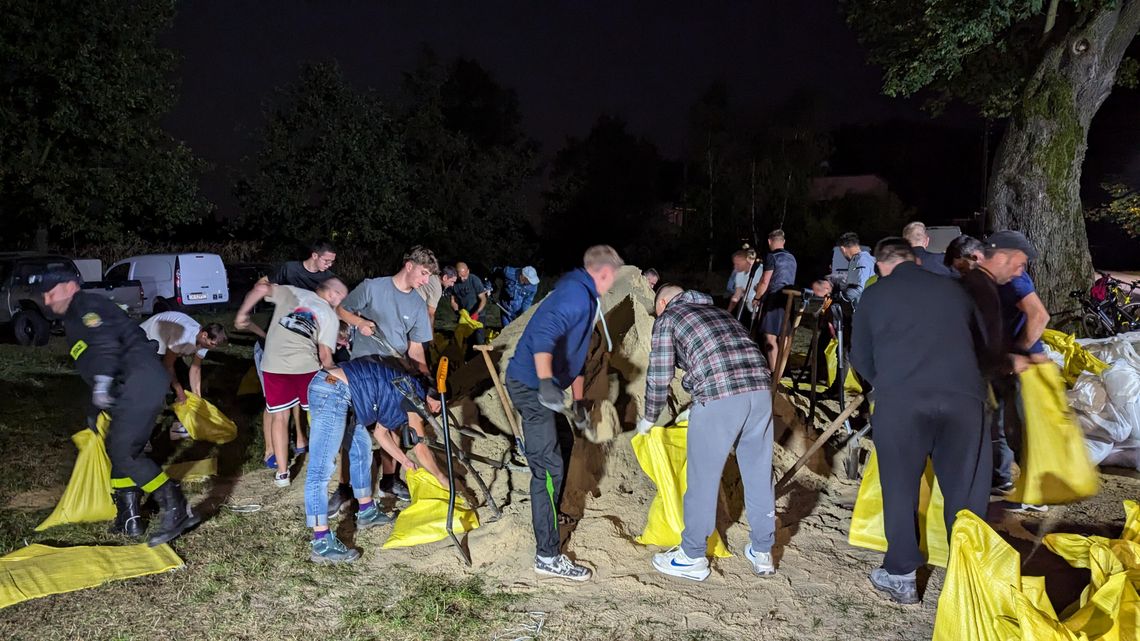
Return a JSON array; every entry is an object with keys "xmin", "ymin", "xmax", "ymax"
[{"xmin": 637, "ymin": 284, "xmax": 776, "ymax": 581}]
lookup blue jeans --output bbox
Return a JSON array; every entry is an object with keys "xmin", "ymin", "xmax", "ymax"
[
  {"xmin": 991, "ymin": 376, "xmax": 1022, "ymax": 487},
  {"xmin": 304, "ymin": 373, "xmax": 373, "ymax": 527}
]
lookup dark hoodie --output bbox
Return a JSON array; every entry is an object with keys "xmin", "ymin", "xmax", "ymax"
[{"xmin": 506, "ymin": 268, "xmax": 608, "ymax": 389}]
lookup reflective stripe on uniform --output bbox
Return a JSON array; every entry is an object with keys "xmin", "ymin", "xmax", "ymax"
[
  {"xmin": 110, "ymin": 477, "xmax": 136, "ymax": 489},
  {"xmin": 70, "ymin": 340, "xmax": 88, "ymax": 360},
  {"xmin": 141, "ymin": 472, "xmax": 169, "ymax": 494}
]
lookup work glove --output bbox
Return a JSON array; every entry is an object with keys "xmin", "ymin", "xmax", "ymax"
[
  {"xmin": 571, "ymin": 400, "xmax": 591, "ymax": 432},
  {"xmin": 538, "ymin": 378, "xmax": 563, "ymax": 412},
  {"xmin": 92, "ymin": 375, "xmax": 115, "ymax": 410},
  {"xmin": 636, "ymin": 418, "xmax": 654, "ymax": 435}
]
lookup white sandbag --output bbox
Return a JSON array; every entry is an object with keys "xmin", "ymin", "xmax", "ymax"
[
  {"xmin": 1101, "ymin": 444, "xmax": 1140, "ymax": 471},
  {"xmin": 1084, "ymin": 435, "xmax": 1116, "ymax": 466},
  {"xmin": 1069, "ymin": 372, "xmax": 1132, "ymax": 444}
]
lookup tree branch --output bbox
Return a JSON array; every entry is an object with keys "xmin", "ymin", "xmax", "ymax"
[
  {"xmin": 1106, "ymin": 0, "xmax": 1140, "ymax": 66},
  {"xmin": 1043, "ymin": 0, "xmax": 1061, "ymax": 36}
]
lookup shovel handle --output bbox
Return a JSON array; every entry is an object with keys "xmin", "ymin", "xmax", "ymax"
[{"xmin": 436, "ymin": 357, "xmax": 449, "ymax": 394}]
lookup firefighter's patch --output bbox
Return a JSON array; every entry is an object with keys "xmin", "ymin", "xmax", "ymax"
[{"xmin": 82, "ymin": 313, "xmax": 102, "ymax": 328}]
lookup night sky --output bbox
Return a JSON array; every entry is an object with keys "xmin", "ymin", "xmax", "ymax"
[{"xmin": 162, "ymin": 0, "xmax": 1140, "ymax": 257}]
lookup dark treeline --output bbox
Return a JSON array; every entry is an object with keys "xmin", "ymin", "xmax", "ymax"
[{"xmin": 0, "ymin": 0, "xmax": 982, "ymax": 284}]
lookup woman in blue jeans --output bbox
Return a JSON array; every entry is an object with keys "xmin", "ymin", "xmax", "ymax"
[{"xmin": 304, "ymin": 359, "xmax": 448, "ymax": 564}]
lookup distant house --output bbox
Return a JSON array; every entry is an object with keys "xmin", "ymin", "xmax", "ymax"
[{"xmin": 809, "ymin": 175, "xmax": 889, "ymax": 202}]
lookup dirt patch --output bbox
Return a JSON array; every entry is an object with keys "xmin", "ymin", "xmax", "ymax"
[{"xmin": 5, "ymin": 487, "xmax": 65, "ymax": 511}]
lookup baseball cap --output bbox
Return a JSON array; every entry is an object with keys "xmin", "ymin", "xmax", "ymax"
[
  {"xmin": 521, "ymin": 266, "xmax": 540, "ymax": 285},
  {"xmin": 984, "ymin": 230, "xmax": 1038, "ymax": 260},
  {"xmin": 30, "ymin": 267, "xmax": 81, "ymax": 293}
]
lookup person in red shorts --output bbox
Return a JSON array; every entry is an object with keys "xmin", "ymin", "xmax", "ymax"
[{"xmin": 236, "ymin": 278, "xmax": 347, "ymax": 487}]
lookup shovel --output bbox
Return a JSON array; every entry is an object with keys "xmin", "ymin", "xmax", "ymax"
[{"xmin": 434, "ymin": 358, "xmax": 471, "ymax": 566}]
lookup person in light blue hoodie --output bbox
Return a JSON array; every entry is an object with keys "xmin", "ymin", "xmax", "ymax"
[{"xmin": 505, "ymin": 245, "xmax": 622, "ymax": 582}]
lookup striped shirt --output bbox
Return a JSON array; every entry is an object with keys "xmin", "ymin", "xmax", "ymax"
[{"xmin": 643, "ymin": 290, "xmax": 771, "ymax": 423}]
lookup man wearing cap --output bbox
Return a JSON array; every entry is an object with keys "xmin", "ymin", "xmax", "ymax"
[
  {"xmin": 849, "ymin": 238, "xmax": 990, "ymax": 605},
  {"xmin": 36, "ymin": 269, "xmax": 199, "ymax": 545},
  {"xmin": 498, "ymin": 266, "xmax": 541, "ymax": 326},
  {"xmin": 959, "ymin": 230, "xmax": 1047, "ymax": 505}
]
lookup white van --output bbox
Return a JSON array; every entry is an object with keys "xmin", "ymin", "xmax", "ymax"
[{"xmin": 105, "ymin": 253, "xmax": 229, "ymax": 314}]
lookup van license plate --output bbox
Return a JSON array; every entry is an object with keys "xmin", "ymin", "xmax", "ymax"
[{"xmin": 187, "ymin": 292, "xmax": 207, "ymax": 301}]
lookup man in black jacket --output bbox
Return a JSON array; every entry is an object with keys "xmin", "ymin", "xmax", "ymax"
[
  {"xmin": 849, "ymin": 238, "xmax": 990, "ymax": 605},
  {"xmin": 36, "ymin": 268, "xmax": 199, "ymax": 546}
]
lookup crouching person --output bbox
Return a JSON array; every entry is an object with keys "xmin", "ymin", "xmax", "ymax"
[
  {"xmin": 304, "ymin": 358, "xmax": 449, "ymax": 564},
  {"xmin": 638, "ymin": 284, "xmax": 776, "ymax": 581}
]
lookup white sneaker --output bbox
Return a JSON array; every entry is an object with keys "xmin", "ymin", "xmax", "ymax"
[
  {"xmin": 274, "ymin": 471, "xmax": 291, "ymax": 488},
  {"xmin": 534, "ymin": 554, "xmax": 592, "ymax": 582},
  {"xmin": 169, "ymin": 421, "xmax": 190, "ymax": 441},
  {"xmin": 745, "ymin": 544, "xmax": 776, "ymax": 576},
  {"xmin": 652, "ymin": 546, "xmax": 711, "ymax": 581}
]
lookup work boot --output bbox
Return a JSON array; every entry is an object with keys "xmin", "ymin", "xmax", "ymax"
[
  {"xmin": 147, "ymin": 481, "xmax": 201, "ymax": 547},
  {"xmin": 327, "ymin": 483, "xmax": 354, "ymax": 519},
  {"xmin": 108, "ymin": 488, "xmax": 146, "ymax": 539},
  {"xmin": 378, "ymin": 475, "xmax": 411, "ymax": 501},
  {"xmin": 869, "ymin": 567, "xmax": 920, "ymax": 605}
]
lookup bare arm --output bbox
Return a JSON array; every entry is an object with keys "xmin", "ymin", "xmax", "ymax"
[
  {"xmin": 752, "ymin": 271, "xmax": 773, "ymax": 304},
  {"xmin": 534, "ymin": 352, "xmax": 554, "ymax": 379},
  {"xmin": 373, "ymin": 428, "xmax": 417, "ymax": 470},
  {"xmin": 188, "ymin": 355, "xmax": 203, "ymax": 397},
  {"xmin": 571, "ymin": 375, "xmax": 585, "ymax": 402},
  {"xmin": 475, "ymin": 291, "xmax": 488, "ymax": 315},
  {"xmin": 1016, "ymin": 292, "xmax": 1050, "ymax": 353},
  {"xmin": 727, "ymin": 288, "xmax": 744, "ymax": 313},
  {"xmin": 163, "ymin": 350, "xmax": 187, "ymax": 401},
  {"xmin": 407, "ymin": 341, "xmax": 430, "ymax": 376},
  {"xmin": 335, "ymin": 306, "xmax": 376, "ymax": 336},
  {"xmin": 426, "ymin": 305, "xmax": 436, "ymax": 333},
  {"xmin": 408, "ymin": 414, "xmax": 448, "ymax": 488},
  {"xmin": 235, "ymin": 281, "xmax": 271, "ymax": 334},
  {"xmin": 450, "ymin": 294, "xmax": 459, "ymax": 312},
  {"xmin": 318, "ymin": 344, "xmax": 335, "ymax": 370}
]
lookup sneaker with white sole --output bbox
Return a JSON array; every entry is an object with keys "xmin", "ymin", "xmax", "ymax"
[
  {"xmin": 356, "ymin": 504, "xmax": 394, "ymax": 529},
  {"xmin": 169, "ymin": 421, "xmax": 190, "ymax": 441},
  {"xmin": 869, "ymin": 567, "xmax": 920, "ymax": 605},
  {"xmin": 310, "ymin": 533, "xmax": 360, "ymax": 564},
  {"xmin": 1009, "ymin": 502, "xmax": 1049, "ymax": 514},
  {"xmin": 534, "ymin": 554, "xmax": 592, "ymax": 582},
  {"xmin": 652, "ymin": 546, "xmax": 711, "ymax": 582},
  {"xmin": 744, "ymin": 544, "xmax": 776, "ymax": 576},
  {"xmin": 274, "ymin": 471, "xmax": 290, "ymax": 488}
]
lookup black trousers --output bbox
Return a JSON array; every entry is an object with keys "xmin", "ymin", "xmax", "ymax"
[
  {"xmin": 506, "ymin": 377, "xmax": 574, "ymax": 558},
  {"xmin": 108, "ymin": 358, "xmax": 170, "ymax": 492},
  {"xmin": 871, "ymin": 392, "xmax": 991, "ymax": 575}
]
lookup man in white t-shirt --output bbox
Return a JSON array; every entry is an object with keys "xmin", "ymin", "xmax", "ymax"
[
  {"xmin": 139, "ymin": 311, "xmax": 227, "ymax": 402},
  {"xmin": 727, "ymin": 248, "xmax": 763, "ymax": 322},
  {"xmin": 236, "ymin": 278, "xmax": 347, "ymax": 487}
]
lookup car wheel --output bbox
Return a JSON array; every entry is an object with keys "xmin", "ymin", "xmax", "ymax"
[{"xmin": 13, "ymin": 309, "xmax": 50, "ymax": 346}]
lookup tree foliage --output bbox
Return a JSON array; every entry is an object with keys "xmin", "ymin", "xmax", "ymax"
[
  {"xmin": 1089, "ymin": 182, "xmax": 1140, "ymax": 235},
  {"xmin": 0, "ymin": 0, "xmax": 207, "ymax": 248},
  {"xmin": 236, "ymin": 53, "xmax": 539, "ymax": 275}
]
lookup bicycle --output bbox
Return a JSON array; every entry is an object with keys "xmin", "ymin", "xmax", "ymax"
[{"xmin": 1072, "ymin": 272, "xmax": 1140, "ymax": 338}]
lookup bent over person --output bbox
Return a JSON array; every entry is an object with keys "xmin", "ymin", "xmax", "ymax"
[
  {"xmin": 304, "ymin": 358, "xmax": 449, "ymax": 564},
  {"xmin": 505, "ymin": 245, "xmax": 623, "ymax": 582},
  {"xmin": 138, "ymin": 311, "xmax": 227, "ymax": 402},
  {"xmin": 849, "ymin": 238, "xmax": 990, "ymax": 605},
  {"xmin": 36, "ymin": 268, "xmax": 198, "ymax": 545},
  {"xmin": 638, "ymin": 285, "xmax": 777, "ymax": 581}
]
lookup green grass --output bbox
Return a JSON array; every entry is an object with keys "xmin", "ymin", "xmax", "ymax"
[{"xmin": 0, "ymin": 334, "xmax": 527, "ymax": 641}]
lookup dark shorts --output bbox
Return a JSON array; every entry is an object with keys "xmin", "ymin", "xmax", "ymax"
[{"xmin": 759, "ymin": 303, "xmax": 785, "ymax": 336}]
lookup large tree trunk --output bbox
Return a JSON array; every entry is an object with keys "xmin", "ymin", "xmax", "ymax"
[{"xmin": 988, "ymin": 1, "xmax": 1140, "ymax": 312}]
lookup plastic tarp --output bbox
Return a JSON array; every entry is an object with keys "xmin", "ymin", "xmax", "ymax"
[
  {"xmin": 36, "ymin": 414, "xmax": 115, "ymax": 531},
  {"xmin": 382, "ymin": 468, "xmax": 479, "ymax": 549},
  {"xmin": 631, "ymin": 424, "xmax": 732, "ymax": 558},
  {"xmin": 847, "ymin": 447, "xmax": 949, "ymax": 568},
  {"xmin": 172, "ymin": 393, "xmax": 238, "ymax": 444},
  {"xmin": 1060, "ymin": 331, "xmax": 1140, "ymax": 469},
  {"xmin": 1008, "ymin": 363, "xmax": 1099, "ymax": 505},
  {"xmin": 933, "ymin": 502, "xmax": 1140, "ymax": 641},
  {"xmin": 0, "ymin": 543, "xmax": 183, "ymax": 610},
  {"xmin": 823, "ymin": 338, "xmax": 863, "ymax": 394},
  {"xmin": 453, "ymin": 310, "xmax": 483, "ymax": 356}
]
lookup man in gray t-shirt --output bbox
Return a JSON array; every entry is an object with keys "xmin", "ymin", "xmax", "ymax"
[{"xmin": 337, "ymin": 247, "xmax": 437, "ymax": 377}]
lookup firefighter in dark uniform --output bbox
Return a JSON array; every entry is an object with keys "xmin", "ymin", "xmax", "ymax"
[{"xmin": 35, "ymin": 268, "xmax": 199, "ymax": 546}]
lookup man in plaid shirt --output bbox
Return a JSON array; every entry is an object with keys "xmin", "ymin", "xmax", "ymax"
[{"xmin": 637, "ymin": 285, "xmax": 776, "ymax": 582}]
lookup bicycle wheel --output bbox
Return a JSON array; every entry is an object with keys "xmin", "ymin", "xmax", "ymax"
[
  {"xmin": 1082, "ymin": 312, "xmax": 1114, "ymax": 339},
  {"xmin": 1119, "ymin": 302, "xmax": 1140, "ymax": 333}
]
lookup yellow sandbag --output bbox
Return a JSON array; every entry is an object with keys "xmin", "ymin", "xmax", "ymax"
[
  {"xmin": 172, "ymin": 392, "xmax": 238, "ymax": 444},
  {"xmin": 1008, "ymin": 362, "xmax": 1099, "ymax": 505},
  {"xmin": 1045, "ymin": 502, "xmax": 1140, "ymax": 610},
  {"xmin": 453, "ymin": 310, "xmax": 484, "ymax": 356},
  {"xmin": 237, "ymin": 365, "xmax": 261, "ymax": 396},
  {"xmin": 631, "ymin": 426, "xmax": 731, "ymax": 558},
  {"xmin": 164, "ymin": 457, "xmax": 217, "ymax": 483},
  {"xmin": 0, "ymin": 543, "xmax": 182, "ymax": 610},
  {"xmin": 823, "ymin": 338, "xmax": 863, "ymax": 394},
  {"xmin": 1125, "ymin": 501, "xmax": 1140, "ymax": 543},
  {"xmin": 1062, "ymin": 572, "xmax": 1140, "ymax": 640},
  {"xmin": 933, "ymin": 511, "xmax": 1054, "ymax": 641},
  {"xmin": 1042, "ymin": 329, "xmax": 1110, "ymax": 386},
  {"xmin": 382, "ymin": 468, "xmax": 479, "ymax": 549},
  {"xmin": 36, "ymin": 414, "xmax": 114, "ymax": 531},
  {"xmin": 847, "ymin": 448, "xmax": 948, "ymax": 567}
]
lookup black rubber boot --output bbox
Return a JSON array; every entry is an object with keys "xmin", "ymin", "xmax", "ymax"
[
  {"xmin": 147, "ymin": 481, "xmax": 200, "ymax": 547},
  {"xmin": 108, "ymin": 488, "xmax": 146, "ymax": 539}
]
